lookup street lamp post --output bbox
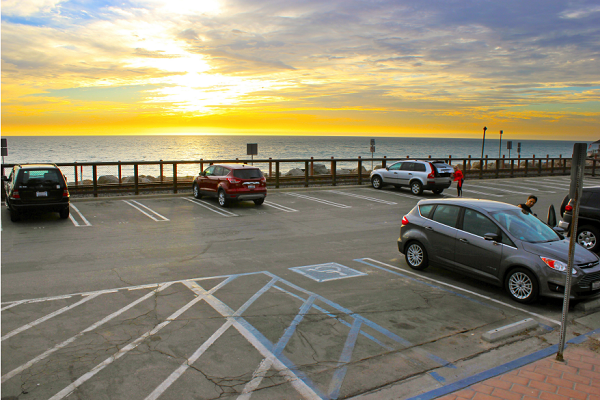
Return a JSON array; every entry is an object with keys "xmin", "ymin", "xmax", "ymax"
[
  {"xmin": 499, "ymin": 130, "xmax": 503, "ymax": 158},
  {"xmin": 481, "ymin": 126, "xmax": 487, "ymax": 159}
]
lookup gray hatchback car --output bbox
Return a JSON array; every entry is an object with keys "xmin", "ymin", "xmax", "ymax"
[{"xmin": 398, "ymin": 199, "xmax": 600, "ymax": 303}]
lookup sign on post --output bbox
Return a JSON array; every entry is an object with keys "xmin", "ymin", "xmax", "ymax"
[
  {"xmin": 1, "ymin": 138, "xmax": 7, "ymax": 157},
  {"xmin": 507, "ymin": 141, "xmax": 512, "ymax": 158},
  {"xmin": 247, "ymin": 143, "xmax": 258, "ymax": 165},
  {"xmin": 556, "ymin": 143, "xmax": 587, "ymax": 362}
]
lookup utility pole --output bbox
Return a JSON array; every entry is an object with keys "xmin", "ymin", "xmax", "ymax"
[
  {"xmin": 481, "ymin": 126, "xmax": 487, "ymax": 159},
  {"xmin": 499, "ymin": 130, "xmax": 503, "ymax": 158}
]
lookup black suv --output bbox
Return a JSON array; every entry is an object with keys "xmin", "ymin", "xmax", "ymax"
[
  {"xmin": 3, "ymin": 164, "xmax": 70, "ymax": 222},
  {"xmin": 558, "ymin": 186, "xmax": 600, "ymax": 253}
]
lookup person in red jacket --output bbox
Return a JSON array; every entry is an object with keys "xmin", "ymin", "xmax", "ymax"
[{"xmin": 453, "ymin": 169, "xmax": 464, "ymax": 197}]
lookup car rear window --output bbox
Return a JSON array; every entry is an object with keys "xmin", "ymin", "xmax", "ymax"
[
  {"xmin": 19, "ymin": 169, "xmax": 61, "ymax": 185},
  {"xmin": 419, "ymin": 204, "xmax": 435, "ymax": 218},
  {"xmin": 431, "ymin": 205, "xmax": 460, "ymax": 227},
  {"xmin": 233, "ymin": 169, "xmax": 263, "ymax": 179}
]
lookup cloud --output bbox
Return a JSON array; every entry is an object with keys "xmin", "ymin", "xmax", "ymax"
[{"xmin": 1, "ymin": 0, "xmax": 65, "ymax": 17}]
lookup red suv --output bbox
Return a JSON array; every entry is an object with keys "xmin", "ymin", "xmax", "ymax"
[{"xmin": 192, "ymin": 164, "xmax": 267, "ymax": 207}]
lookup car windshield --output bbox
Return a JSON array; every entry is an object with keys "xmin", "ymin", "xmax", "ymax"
[
  {"xmin": 233, "ymin": 169, "xmax": 262, "ymax": 179},
  {"xmin": 490, "ymin": 209, "xmax": 560, "ymax": 243}
]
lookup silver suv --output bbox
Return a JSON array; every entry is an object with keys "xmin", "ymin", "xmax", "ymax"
[{"xmin": 370, "ymin": 160, "xmax": 454, "ymax": 195}]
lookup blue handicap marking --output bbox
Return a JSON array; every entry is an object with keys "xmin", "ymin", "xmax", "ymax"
[{"xmin": 289, "ymin": 262, "xmax": 367, "ymax": 282}]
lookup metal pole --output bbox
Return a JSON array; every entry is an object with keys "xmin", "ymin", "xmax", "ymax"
[
  {"xmin": 499, "ymin": 130, "xmax": 503, "ymax": 158},
  {"xmin": 481, "ymin": 126, "xmax": 487, "ymax": 159}
]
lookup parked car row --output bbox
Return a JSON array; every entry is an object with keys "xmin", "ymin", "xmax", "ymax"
[{"xmin": 370, "ymin": 159, "xmax": 455, "ymax": 195}]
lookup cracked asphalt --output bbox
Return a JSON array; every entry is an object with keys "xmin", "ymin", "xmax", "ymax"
[{"xmin": 2, "ymin": 177, "xmax": 600, "ymax": 399}]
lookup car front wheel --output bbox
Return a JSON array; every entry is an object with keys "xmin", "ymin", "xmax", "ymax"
[
  {"xmin": 218, "ymin": 190, "xmax": 229, "ymax": 207},
  {"xmin": 193, "ymin": 183, "xmax": 202, "ymax": 199},
  {"xmin": 410, "ymin": 181, "xmax": 423, "ymax": 195},
  {"xmin": 371, "ymin": 175, "xmax": 383, "ymax": 189},
  {"xmin": 405, "ymin": 242, "xmax": 428, "ymax": 270},
  {"xmin": 505, "ymin": 268, "xmax": 538, "ymax": 303},
  {"xmin": 577, "ymin": 225, "xmax": 598, "ymax": 253}
]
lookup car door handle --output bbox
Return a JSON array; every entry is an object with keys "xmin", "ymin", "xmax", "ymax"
[
  {"xmin": 425, "ymin": 226, "xmax": 434, "ymax": 231},
  {"xmin": 459, "ymin": 238, "xmax": 469, "ymax": 243},
  {"xmin": 408, "ymin": 173, "xmax": 413, "ymax": 175}
]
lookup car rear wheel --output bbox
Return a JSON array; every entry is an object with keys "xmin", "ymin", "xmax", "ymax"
[
  {"xmin": 432, "ymin": 188, "xmax": 444, "ymax": 194},
  {"xmin": 192, "ymin": 183, "xmax": 202, "ymax": 199},
  {"xmin": 254, "ymin": 198, "xmax": 264, "ymax": 206},
  {"xmin": 371, "ymin": 175, "xmax": 383, "ymax": 189},
  {"xmin": 218, "ymin": 190, "xmax": 229, "ymax": 207},
  {"xmin": 505, "ymin": 268, "xmax": 538, "ymax": 303},
  {"xmin": 10, "ymin": 209, "xmax": 20, "ymax": 222},
  {"xmin": 410, "ymin": 181, "xmax": 423, "ymax": 195},
  {"xmin": 59, "ymin": 207, "xmax": 70, "ymax": 219},
  {"xmin": 405, "ymin": 242, "xmax": 428, "ymax": 270},
  {"xmin": 577, "ymin": 225, "xmax": 598, "ymax": 253}
]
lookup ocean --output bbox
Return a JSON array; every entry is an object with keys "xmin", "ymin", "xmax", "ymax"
[{"xmin": 0, "ymin": 135, "xmax": 586, "ymax": 180}]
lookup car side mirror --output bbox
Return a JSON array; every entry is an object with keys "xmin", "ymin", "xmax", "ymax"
[
  {"xmin": 484, "ymin": 233, "xmax": 501, "ymax": 242},
  {"xmin": 385, "ymin": 167, "xmax": 390, "ymax": 171},
  {"xmin": 547, "ymin": 204, "xmax": 557, "ymax": 227}
]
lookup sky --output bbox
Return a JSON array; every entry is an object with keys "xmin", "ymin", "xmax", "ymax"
[{"xmin": 1, "ymin": 0, "xmax": 600, "ymax": 139}]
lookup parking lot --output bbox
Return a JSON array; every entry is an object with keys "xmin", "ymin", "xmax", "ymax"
[{"xmin": 2, "ymin": 176, "xmax": 600, "ymax": 399}]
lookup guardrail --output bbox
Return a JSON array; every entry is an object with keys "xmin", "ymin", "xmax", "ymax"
[{"xmin": 2, "ymin": 155, "xmax": 598, "ymax": 197}]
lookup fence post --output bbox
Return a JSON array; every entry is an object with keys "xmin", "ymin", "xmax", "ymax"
[
  {"xmin": 310, "ymin": 157, "xmax": 314, "ymax": 176},
  {"xmin": 93, "ymin": 165, "xmax": 98, "ymax": 197},
  {"xmin": 269, "ymin": 158, "xmax": 272, "ymax": 178},
  {"xmin": 159, "ymin": 160, "xmax": 163, "ymax": 183},
  {"xmin": 538, "ymin": 157, "xmax": 542, "ymax": 176},
  {"xmin": 358, "ymin": 157, "xmax": 363, "ymax": 185},
  {"xmin": 468, "ymin": 155, "xmax": 471, "ymax": 170},
  {"xmin": 479, "ymin": 156, "xmax": 483, "ymax": 179},
  {"xmin": 525, "ymin": 157, "xmax": 529, "ymax": 176},
  {"xmin": 134, "ymin": 164, "xmax": 139, "ymax": 195},
  {"xmin": 332, "ymin": 159, "xmax": 337, "ymax": 186},
  {"xmin": 382, "ymin": 156, "xmax": 387, "ymax": 168},
  {"xmin": 173, "ymin": 163, "xmax": 178, "ymax": 194},
  {"xmin": 592, "ymin": 159, "xmax": 597, "ymax": 177},
  {"xmin": 551, "ymin": 158, "xmax": 555, "ymax": 175},
  {"xmin": 462, "ymin": 158, "xmax": 467, "ymax": 174},
  {"xmin": 275, "ymin": 162, "xmax": 280, "ymax": 188},
  {"xmin": 510, "ymin": 159, "xmax": 515, "ymax": 177},
  {"xmin": 118, "ymin": 161, "xmax": 122, "ymax": 185},
  {"xmin": 485, "ymin": 155, "xmax": 488, "ymax": 171},
  {"xmin": 74, "ymin": 163, "xmax": 78, "ymax": 186},
  {"xmin": 495, "ymin": 157, "xmax": 500, "ymax": 178},
  {"xmin": 304, "ymin": 161, "xmax": 309, "ymax": 187},
  {"xmin": 200, "ymin": 160, "xmax": 203, "ymax": 176},
  {"xmin": 562, "ymin": 155, "xmax": 567, "ymax": 174}
]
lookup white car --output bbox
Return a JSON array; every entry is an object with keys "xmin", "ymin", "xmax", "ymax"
[{"xmin": 370, "ymin": 160, "xmax": 454, "ymax": 195}]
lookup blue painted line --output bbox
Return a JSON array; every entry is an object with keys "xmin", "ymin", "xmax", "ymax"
[
  {"xmin": 539, "ymin": 323, "xmax": 554, "ymax": 331},
  {"xmin": 273, "ymin": 285, "xmax": 395, "ymax": 351},
  {"xmin": 273, "ymin": 295, "xmax": 317, "ymax": 355},
  {"xmin": 328, "ymin": 318, "xmax": 362, "ymax": 399},
  {"xmin": 428, "ymin": 371, "xmax": 446, "ymax": 383},
  {"xmin": 232, "ymin": 277, "xmax": 278, "ymax": 317},
  {"xmin": 234, "ymin": 316, "xmax": 330, "ymax": 400},
  {"xmin": 353, "ymin": 259, "xmax": 499, "ymax": 311},
  {"xmin": 405, "ymin": 327, "xmax": 600, "ymax": 400}
]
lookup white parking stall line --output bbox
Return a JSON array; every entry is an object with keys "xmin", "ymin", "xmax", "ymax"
[
  {"xmin": 483, "ymin": 181, "xmax": 554, "ymax": 192},
  {"xmin": 1, "ymin": 283, "xmax": 174, "ymax": 384},
  {"xmin": 122, "ymin": 200, "xmax": 169, "ymax": 221},
  {"xmin": 182, "ymin": 197, "xmax": 239, "ymax": 217},
  {"xmin": 285, "ymin": 192, "xmax": 351, "ymax": 209},
  {"xmin": 263, "ymin": 201, "xmax": 298, "ymax": 212},
  {"xmin": 466, "ymin": 183, "xmax": 536, "ymax": 195},
  {"xmin": 2, "ymin": 293, "xmax": 102, "ymax": 342},
  {"xmin": 459, "ymin": 188, "xmax": 504, "ymax": 197},
  {"xmin": 520, "ymin": 178, "xmax": 570, "ymax": 187},
  {"xmin": 357, "ymin": 188, "xmax": 421, "ymax": 200},
  {"xmin": 358, "ymin": 258, "xmax": 561, "ymax": 326},
  {"xmin": 330, "ymin": 190, "xmax": 397, "ymax": 205},
  {"xmin": 68, "ymin": 204, "xmax": 92, "ymax": 227}
]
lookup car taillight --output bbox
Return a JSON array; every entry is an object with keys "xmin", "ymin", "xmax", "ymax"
[
  {"xmin": 427, "ymin": 163, "xmax": 435, "ymax": 179},
  {"xmin": 227, "ymin": 177, "xmax": 241, "ymax": 185},
  {"xmin": 565, "ymin": 205, "xmax": 573, "ymax": 212},
  {"xmin": 402, "ymin": 215, "xmax": 409, "ymax": 226},
  {"xmin": 260, "ymin": 177, "xmax": 266, "ymax": 186},
  {"xmin": 11, "ymin": 190, "xmax": 20, "ymax": 199},
  {"xmin": 63, "ymin": 189, "xmax": 70, "ymax": 198}
]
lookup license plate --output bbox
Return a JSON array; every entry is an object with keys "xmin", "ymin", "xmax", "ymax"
[
  {"xmin": 36, "ymin": 191, "xmax": 48, "ymax": 197},
  {"xmin": 248, "ymin": 185, "xmax": 255, "ymax": 189},
  {"xmin": 593, "ymin": 281, "xmax": 600, "ymax": 290}
]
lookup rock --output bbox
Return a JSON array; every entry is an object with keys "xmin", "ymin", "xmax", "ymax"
[
  {"xmin": 313, "ymin": 164, "xmax": 329, "ymax": 175},
  {"xmin": 98, "ymin": 175, "xmax": 120, "ymax": 184},
  {"xmin": 286, "ymin": 168, "xmax": 304, "ymax": 176},
  {"xmin": 352, "ymin": 166, "xmax": 369, "ymax": 174},
  {"xmin": 472, "ymin": 161, "xmax": 481, "ymax": 170},
  {"xmin": 337, "ymin": 169, "xmax": 352, "ymax": 174}
]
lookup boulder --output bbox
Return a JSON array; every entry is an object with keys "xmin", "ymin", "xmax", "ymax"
[
  {"xmin": 313, "ymin": 164, "xmax": 329, "ymax": 175},
  {"xmin": 352, "ymin": 166, "xmax": 369, "ymax": 174},
  {"xmin": 471, "ymin": 161, "xmax": 481, "ymax": 170},
  {"xmin": 286, "ymin": 168, "xmax": 304, "ymax": 176},
  {"xmin": 98, "ymin": 175, "xmax": 120, "ymax": 184},
  {"xmin": 337, "ymin": 169, "xmax": 352, "ymax": 174}
]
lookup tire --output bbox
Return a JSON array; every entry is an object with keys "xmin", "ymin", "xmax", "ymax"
[
  {"xmin": 405, "ymin": 241, "xmax": 428, "ymax": 270},
  {"xmin": 432, "ymin": 188, "xmax": 444, "ymax": 194},
  {"xmin": 254, "ymin": 198, "xmax": 264, "ymax": 206},
  {"xmin": 59, "ymin": 207, "xmax": 70, "ymax": 219},
  {"xmin": 577, "ymin": 225, "xmax": 599, "ymax": 253},
  {"xmin": 192, "ymin": 183, "xmax": 202, "ymax": 199},
  {"xmin": 410, "ymin": 180, "xmax": 423, "ymax": 195},
  {"xmin": 505, "ymin": 267, "xmax": 539, "ymax": 304},
  {"xmin": 10, "ymin": 209, "xmax": 20, "ymax": 222},
  {"xmin": 217, "ymin": 190, "xmax": 229, "ymax": 207},
  {"xmin": 371, "ymin": 175, "xmax": 383, "ymax": 189}
]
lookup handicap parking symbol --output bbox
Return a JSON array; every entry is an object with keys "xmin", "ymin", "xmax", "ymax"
[{"xmin": 289, "ymin": 262, "xmax": 367, "ymax": 282}]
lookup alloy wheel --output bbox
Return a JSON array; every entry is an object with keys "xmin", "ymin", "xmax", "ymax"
[
  {"xmin": 508, "ymin": 272, "xmax": 533, "ymax": 300},
  {"xmin": 407, "ymin": 244, "xmax": 423, "ymax": 267},
  {"xmin": 577, "ymin": 230, "xmax": 597, "ymax": 250}
]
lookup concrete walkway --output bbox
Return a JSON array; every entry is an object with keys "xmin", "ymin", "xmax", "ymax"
[{"xmin": 436, "ymin": 342, "xmax": 600, "ymax": 400}]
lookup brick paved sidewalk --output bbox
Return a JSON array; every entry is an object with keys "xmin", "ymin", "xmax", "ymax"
[{"xmin": 436, "ymin": 342, "xmax": 600, "ymax": 400}]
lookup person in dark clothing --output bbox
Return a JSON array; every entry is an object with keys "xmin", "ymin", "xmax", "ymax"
[{"xmin": 518, "ymin": 195, "xmax": 538, "ymax": 216}]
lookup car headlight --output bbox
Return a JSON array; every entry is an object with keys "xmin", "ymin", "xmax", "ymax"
[{"xmin": 540, "ymin": 257, "xmax": 577, "ymax": 275}]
